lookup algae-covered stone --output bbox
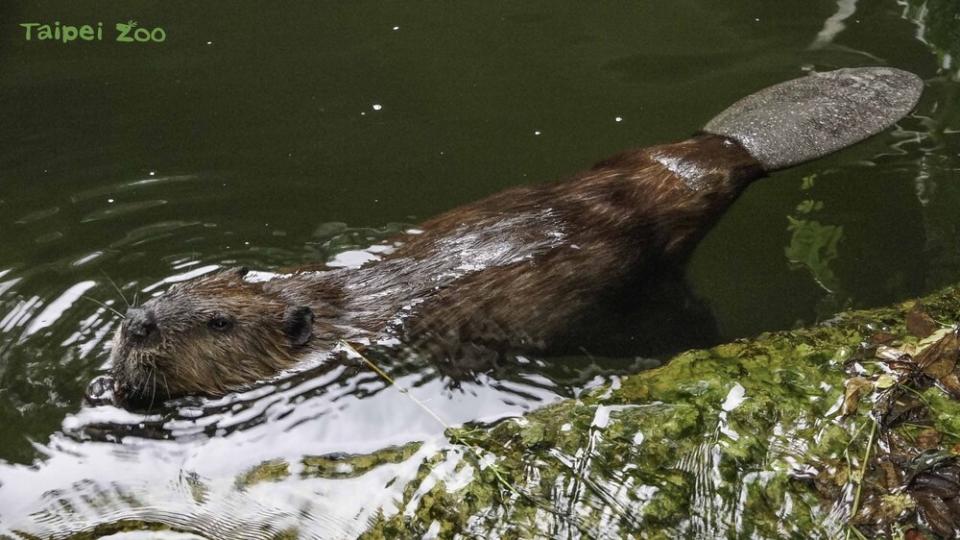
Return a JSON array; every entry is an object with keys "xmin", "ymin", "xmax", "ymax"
[{"xmin": 361, "ymin": 285, "xmax": 960, "ymax": 538}]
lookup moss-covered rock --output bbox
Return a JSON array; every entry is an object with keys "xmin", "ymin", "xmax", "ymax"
[{"xmin": 360, "ymin": 285, "xmax": 960, "ymax": 539}]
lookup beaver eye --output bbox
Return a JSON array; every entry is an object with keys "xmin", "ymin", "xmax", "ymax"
[{"xmin": 208, "ymin": 316, "xmax": 234, "ymax": 332}]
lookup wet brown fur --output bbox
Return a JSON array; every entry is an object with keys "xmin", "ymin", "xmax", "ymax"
[{"xmin": 110, "ymin": 134, "xmax": 764, "ymax": 402}]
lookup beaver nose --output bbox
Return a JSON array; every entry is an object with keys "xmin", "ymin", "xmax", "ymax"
[{"xmin": 125, "ymin": 307, "xmax": 158, "ymax": 341}]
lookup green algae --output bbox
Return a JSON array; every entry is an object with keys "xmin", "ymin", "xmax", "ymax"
[
  {"xmin": 301, "ymin": 442, "xmax": 423, "ymax": 479},
  {"xmin": 235, "ymin": 458, "xmax": 290, "ymax": 489},
  {"xmin": 235, "ymin": 441, "xmax": 424, "ymax": 489},
  {"xmin": 786, "ymin": 216, "xmax": 844, "ymax": 294}
]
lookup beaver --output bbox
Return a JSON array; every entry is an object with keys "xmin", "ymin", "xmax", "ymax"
[{"xmin": 104, "ymin": 67, "xmax": 922, "ymax": 405}]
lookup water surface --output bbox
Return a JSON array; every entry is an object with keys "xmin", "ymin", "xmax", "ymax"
[{"xmin": 0, "ymin": 0, "xmax": 957, "ymax": 537}]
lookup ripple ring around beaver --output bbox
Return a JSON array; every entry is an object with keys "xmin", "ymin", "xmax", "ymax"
[{"xmin": 87, "ymin": 67, "xmax": 923, "ymax": 409}]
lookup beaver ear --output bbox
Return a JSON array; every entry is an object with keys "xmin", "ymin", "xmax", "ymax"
[{"xmin": 283, "ymin": 306, "xmax": 314, "ymax": 346}]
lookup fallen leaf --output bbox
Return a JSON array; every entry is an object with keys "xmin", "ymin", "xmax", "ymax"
[
  {"xmin": 877, "ymin": 345, "xmax": 912, "ymax": 363},
  {"xmin": 915, "ymin": 494, "xmax": 959, "ymax": 539},
  {"xmin": 843, "ymin": 377, "xmax": 874, "ymax": 416},
  {"xmin": 915, "ymin": 329, "xmax": 960, "ymax": 380},
  {"xmin": 906, "ymin": 306, "xmax": 938, "ymax": 339},
  {"xmin": 870, "ymin": 331, "xmax": 897, "ymax": 345},
  {"xmin": 941, "ymin": 373, "xmax": 960, "ymax": 400}
]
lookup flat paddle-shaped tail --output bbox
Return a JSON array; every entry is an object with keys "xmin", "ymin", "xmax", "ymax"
[{"xmin": 703, "ymin": 67, "xmax": 923, "ymax": 171}]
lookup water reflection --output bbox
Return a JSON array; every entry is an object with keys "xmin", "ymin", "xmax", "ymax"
[
  {"xmin": 0, "ymin": 174, "xmax": 646, "ymax": 536},
  {"xmin": 0, "ymin": 312, "xmax": 597, "ymax": 536}
]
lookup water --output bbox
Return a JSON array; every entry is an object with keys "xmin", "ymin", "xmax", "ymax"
[{"xmin": 0, "ymin": 0, "xmax": 957, "ymax": 537}]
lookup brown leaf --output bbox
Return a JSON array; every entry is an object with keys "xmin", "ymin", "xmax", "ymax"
[
  {"xmin": 876, "ymin": 345, "xmax": 918, "ymax": 375},
  {"xmin": 877, "ymin": 345, "xmax": 912, "ymax": 363},
  {"xmin": 940, "ymin": 374, "xmax": 960, "ymax": 400},
  {"xmin": 915, "ymin": 329, "xmax": 960, "ymax": 380},
  {"xmin": 843, "ymin": 377, "xmax": 874, "ymax": 417},
  {"xmin": 879, "ymin": 459, "xmax": 904, "ymax": 489},
  {"xmin": 915, "ymin": 494, "xmax": 960, "ymax": 538},
  {"xmin": 907, "ymin": 306, "xmax": 939, "ymax": 339},
  {"xmin": 870, "ymin": 331, "xmax": 898, "ymax": 345}
]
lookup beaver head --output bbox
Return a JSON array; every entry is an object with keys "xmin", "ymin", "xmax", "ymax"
[{"xmin": 109, "ymin": 267, "xmax": 315, "ymax": 406}]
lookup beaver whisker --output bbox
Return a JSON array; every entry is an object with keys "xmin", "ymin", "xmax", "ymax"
[
  {"xmin": 99, "ymin": 269, "xmax": 130, "ymax": 309},
  {"xmin": 158, "ymin": 370, "xmax": 171, "ymax": 404},
  {"xmin": 146, "ymin": 367, "xmax": 157, "ymax": 412},
  {"xmin": 133, "ymin": 365, "xmax": 149, "ymax": 405},
  {"xmin": 138, "ymin": 355, "xmax": 158, "ymax": 403},
  {"xmin": 81, "ymin": 295, "xmax": 126, "ymax": 319}
]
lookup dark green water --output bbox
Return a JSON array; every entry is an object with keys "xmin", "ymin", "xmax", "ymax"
[{"xmin": 0, "ymin": 0, "xmax": 958, "ymax": 537}]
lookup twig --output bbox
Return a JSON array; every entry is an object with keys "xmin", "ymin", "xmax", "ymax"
[
  {"xmin": 339, "ymin": 341, "xmax": 523, "ymax": 498},
  {"xmin": 845, "ymin": 418, "xmax": 877, "ymax": 540}
]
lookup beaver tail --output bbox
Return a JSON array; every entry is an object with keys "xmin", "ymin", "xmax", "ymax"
[{"xmin": 703, "ymin": 67, "xmax": 923, "ymax": 172}]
